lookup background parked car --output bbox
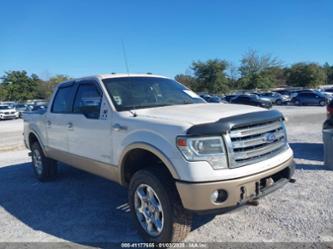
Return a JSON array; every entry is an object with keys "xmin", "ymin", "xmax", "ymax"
[
  {"xmin": 200, "ymin": 94, "xmax": 222, "ymax": 103},
  {"xmin": 291, "ymin": 91, "xmax": 328, "ymax": 106},
  {"xmin": 22, "ymin": 104, "xmax": 48, "ymax": 118},
  {"xmin": 258, "ymin": 92, "xmax": 289, "ymax": 105},
  {"xmin": 28, "ymin": 104, "xmax": 48, "ymax": 112},
  {"xmin": 14, "ymin": 104, "xmax": 29, "ymax": 118},
  {"xmin": 0, "ymin": 105, "xmax": 19, "ymax": 120},
  {"xmin": 223, "ymin": 94, "xmax": 237, "ymax": 103},
  {"xmin": 274, "ymin": 89, "xmax": 291, "ymax": 96},
  {"xmin": 230, "ymin": 94, "xmax": 272, "ymax": 109}
]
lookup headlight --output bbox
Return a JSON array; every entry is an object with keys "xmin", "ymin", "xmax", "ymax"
[{"xmin": 176, "ymin": 136, "xmax": 228, "ymax": 169}]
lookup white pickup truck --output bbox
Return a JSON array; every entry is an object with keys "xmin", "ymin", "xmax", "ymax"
[{"xmin": 24, "ymin": 74, "xmax": 295, "ymax": 242}]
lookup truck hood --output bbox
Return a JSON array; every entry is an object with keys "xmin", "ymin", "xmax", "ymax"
[{"xmin": 133, "ymin": 103, "xmax": 264, "ymax": 125}]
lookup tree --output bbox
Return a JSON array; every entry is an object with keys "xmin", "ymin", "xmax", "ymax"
[
  {"xmin": 175, "ymin": 74, "xmax": 197, "ymax": 90},
  {"xmin": 286, "ymin": 63, "xmax": 326, "ymax": 88},
  {"xmin": 0, "ymin": 85, "xmax": 7, "ymax": 101},
  {"xmin": 191, "ymin": 59, "xmax": 230, "ymax": 94},
  {"xmin": 0, "ymin": 71, "xmax": 41, "ymax": 101},
  {"xmin": 44, "ymin": 74, "xmax": 71, "ymax": 98},
  {"xmin": 238, "ymin": 50, "xmax": 282, "ymax": 89},
  {"xmin": 323, "ymin": 62, "xmax": 333, "ymax": 85}
]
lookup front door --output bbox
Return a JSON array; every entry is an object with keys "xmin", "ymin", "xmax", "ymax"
[{"xmin": 66, "ymin": 80, "xmax": 113, "ymax": 164}]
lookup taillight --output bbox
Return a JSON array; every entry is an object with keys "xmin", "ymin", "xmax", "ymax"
[
  {"xmin": 327, "ymin": 105, "xmax": 333, "ymax": 118},
  {"xmin": 327, "ymin": 106, "xmax": 333, "ymax": 113}
]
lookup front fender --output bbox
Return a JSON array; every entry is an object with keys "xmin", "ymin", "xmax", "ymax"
[{"xmin": 117, "ymin": 130, "xmax": 181, "ymax": 185}]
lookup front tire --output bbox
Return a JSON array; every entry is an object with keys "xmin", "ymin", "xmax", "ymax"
[
  {"xmin": 320, "ymin": 100, "xmax": 326, "ymax": 106},
  {"xmin": 128, "ymin": 169, "xmax": 192, "ymax": 242},
  {"xmin": 276, "ymin": 99, "xmax": 282, "ymax": 105},
  {"xmin": 31, "ymin": 142, "xmax": 57, "ymax": 181}
]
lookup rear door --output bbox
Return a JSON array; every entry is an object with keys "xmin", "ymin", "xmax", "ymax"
[
  {"xmin": 243, "ymin": 96, "xmax": 254, "ymax": 105},
  {"xmin": 67, "ymin": 80, "xmax": 113, "ymax": 164},
  {"xmin": 45, "ymin": 82, "xmax": 76, "ymax": 152},
  {"xmin": 303, "ymin": 93, "xmax": 316, "ymax": 105}
]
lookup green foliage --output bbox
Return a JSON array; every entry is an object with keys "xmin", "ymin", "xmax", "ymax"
[
  {"xmin": 191, "ymin": 59, "xmax": 230, "ymax": 94},
  {"xmin": 44, "ymin": 75, "xmax": 71, "ymax": 97},
  {"xmin": 174, "ymin": 74, "xmax": 197, "ymax": 90},
  {"xmin": 0, "ymin": 71, "xmax": 41, "ymax": 101},
  {"xmin": 0, "ymin": 71, "xmax": 70, "ymax": 101},
  {"xmin": 238, "ymin": 50, "xmax": 283, "ymax": 90},
  {"xmin": 175, "ymin": 60, "xmax": 230, "ymax": 94},
  {"xmin": 286, "ymin": 63, "xmax": 326, "ymax": 88},
  {"xmin": 0, "ymin": 58, "xmax": 332, "ymax": 102},
  {"xmin": 323, "ymin": 62, "xmax": 333, "ymax": 85},
  {"xmin": 0, "ymin": 85, "xmax": 8, "ymax": 101}
]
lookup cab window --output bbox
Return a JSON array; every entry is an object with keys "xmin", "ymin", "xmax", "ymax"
[
  {"xmin": 52, "ymin": 85, "xmax": 75, "ymax": 113},
  {"xmin": 73, "ymin": 83, "xmax": 102, "ymax": 119}
]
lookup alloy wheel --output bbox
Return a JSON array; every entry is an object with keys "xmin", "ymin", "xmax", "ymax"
[
  {"xmin": 134, "ymin": 184, "xmax": 164, "ymax": 237},
  {"xmin": 32, "ymin": 149, "xmax": 43, "ymax": 175}
]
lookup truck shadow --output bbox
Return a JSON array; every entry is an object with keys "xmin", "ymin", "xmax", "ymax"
[
  {"xmin": 0, "ymin": 162, "xmax": 214, "ymax": 245},
  {"xmin": 289, "ymin": 142, "xmax": 326, "ymax": 170}
]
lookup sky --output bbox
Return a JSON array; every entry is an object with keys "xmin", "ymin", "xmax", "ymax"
[{"xmin": 0, "ymin": 0, "xmax": 332, "ymax": 79}]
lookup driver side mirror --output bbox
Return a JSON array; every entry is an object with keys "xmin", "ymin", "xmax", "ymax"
[{"xmin": 79, "ymin": 98, "xmax": 101, "ymax": 119}]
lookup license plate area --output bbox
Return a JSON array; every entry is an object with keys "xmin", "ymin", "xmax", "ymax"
[{"xmin": 240, "ymin": 181, "xmax": 259, "ymax": 201}]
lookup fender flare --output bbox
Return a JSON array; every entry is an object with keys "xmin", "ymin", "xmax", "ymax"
[
  {"xmin": 28, "ymin": 129, "xmax": 46, "ymax": 154},
  {"xmin": 119, "ymin": 142, "xmax": 180, "ymax": 185}
]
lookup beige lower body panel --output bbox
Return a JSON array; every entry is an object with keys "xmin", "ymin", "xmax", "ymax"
[
  {"xmin": 176, "ymin": 157, "xmax": 294, "ymax": 211},
  {"xmin": 46, "ymin": 148, "xmax": 121, "ymax": 183}
]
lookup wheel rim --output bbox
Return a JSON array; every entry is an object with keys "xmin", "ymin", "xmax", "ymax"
[
  {"xmin": 32, "ymin": 149, "xmax": 43, "ymax": 175},
  {"xmin": 134, "ymin": 184, "xmax": 164, "ymax": 237}
]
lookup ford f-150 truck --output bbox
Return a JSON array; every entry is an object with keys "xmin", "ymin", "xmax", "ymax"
[{"xmin": 24, "ymin": 74, "xmax": 295, "ymax": 242}]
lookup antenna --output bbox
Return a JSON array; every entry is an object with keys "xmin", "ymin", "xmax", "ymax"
[
  {"xmin": 121, "ymin": 39, "xmax": 137, "ymax": 117},
  {"xmin": 121, "ymin": 40, "xmax": 130, "ymax": 75}
]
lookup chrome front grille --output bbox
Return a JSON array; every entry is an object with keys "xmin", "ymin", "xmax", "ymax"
[{"xmin": 225, "ymin": 119, "xmax": 288, "ymax": 168}]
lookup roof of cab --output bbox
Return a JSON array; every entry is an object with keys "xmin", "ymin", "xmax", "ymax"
[
  {"xmin": 57, "ymin": 73, "xmax": 169, "ymax": 88},
  {"xmin": 97, "ymin": 73, "xmax": 168, "ymax": 80}
]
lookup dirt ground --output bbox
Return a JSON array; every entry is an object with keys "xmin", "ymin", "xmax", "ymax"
[{"xmin": 0, "ymin": 106, "xmax": 332, "ymax": 246}]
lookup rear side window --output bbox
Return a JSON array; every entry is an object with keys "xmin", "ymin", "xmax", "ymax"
[
  {"xmin": 73, "ymin": 84, "xmax": 102, "ymax": 119},
  {"xmin": 303, "ymin": 93, "xmax": 314, "ymax": 97},
  {"xmin": 52, "ymin": 85, "xmax": 75, "ymax": 113}
]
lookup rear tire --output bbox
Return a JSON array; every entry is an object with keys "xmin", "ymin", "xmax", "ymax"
[
  {"xmin": 128, "ymin": 168, "xmax": 192, "ymax": 242},
  {"xmin": 31, "ymin": 142, "xmax": 57, "ymax": 181},
  {"xmin": 320, "ymin": 100, "xmax": 326, "ymax": 106},
  {"xmin": 276, "ymin": 99, "xmax": 282, "ymax": 105},
  {"xmin": 294, "ymin": 100, "xmax": 300, "ymax": 106}
]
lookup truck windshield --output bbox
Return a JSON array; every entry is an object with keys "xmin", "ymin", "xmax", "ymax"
[{"xmin": 103, "ymin": 77, "xmax": 205, "ymax": 111}]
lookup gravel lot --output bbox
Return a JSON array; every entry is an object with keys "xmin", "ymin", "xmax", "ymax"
[{"xmin": 0, "ymin": 106, "xmax": 332, "ymax": 246}]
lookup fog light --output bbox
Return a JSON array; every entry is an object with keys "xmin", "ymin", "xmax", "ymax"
[
  {"xmin": 210, "ymin": 189, "xmax": 228, "ymax": 203},
  {"xmin": 210, "ymin": 191, "xmax": 219, "ymax": 203}
]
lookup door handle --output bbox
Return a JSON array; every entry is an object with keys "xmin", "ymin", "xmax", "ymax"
[
  {"xmin": 67, "ymin": 122, "xmax": 73, "ymax": 129},
  {"xmin": 112, "ymin": 123, "xmax": 127, "ymax": 131}
]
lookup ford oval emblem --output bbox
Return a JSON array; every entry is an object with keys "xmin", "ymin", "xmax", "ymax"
[{"xmin": 264, "ymin": 133, "xmax": 276, "ymax": 143}]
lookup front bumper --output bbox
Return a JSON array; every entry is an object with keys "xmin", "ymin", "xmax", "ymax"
[
  {"xmin": 175, "ymin": 156, "xmax": 294, "ymax": 212},
  {"xmin": 0, "ymin": 114, "xmax": 17, "ymax": 119}
]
